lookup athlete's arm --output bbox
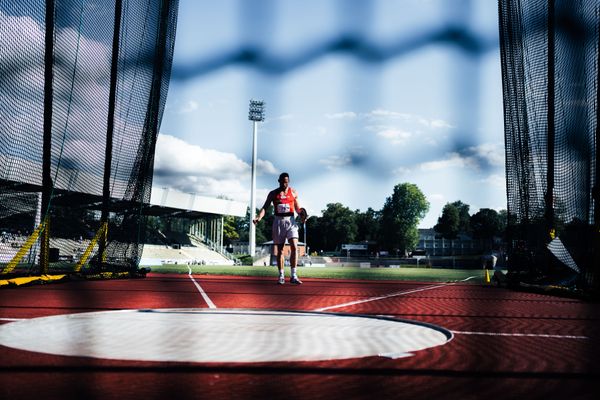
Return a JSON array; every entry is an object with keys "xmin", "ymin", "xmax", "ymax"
[
  {"xmin": 253, "ymin": 191, "xmax": 273, "ymax": 225},
  {"xmin": 293, "ymin": 190, "xmax": 307, "ymax": 223}
]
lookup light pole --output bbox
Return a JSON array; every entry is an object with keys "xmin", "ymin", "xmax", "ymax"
[
  {"xmin": 303, "ymin": 215, "xmax": 312, "ymax": 257},
  {"xmin": 248, "ymin": 99, "xmax": 265, "ymax": 257}
]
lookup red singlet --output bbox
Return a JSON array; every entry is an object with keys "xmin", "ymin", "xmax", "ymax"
[{"xmin": 274, "ymin": 187, "xmax": 296, "ymax": 216}]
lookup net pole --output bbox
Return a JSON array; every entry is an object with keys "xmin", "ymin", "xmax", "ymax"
[
  {"xmin": 594, "ymin": 7, "xmax": 600, "ymax": 290},
  {"xmin": 98, "ymin": 0, "xmax": 123, "ymax": 266},
  {"xmin": 40, "ymin": 0, "xmax": 56, "ymax": 275},
  {"xmin": 545, "ymin": 0, "xmax": 555, "ymax": 246},
  {"xmin": 134, "ymin": 0, "xmax": 173, "ymax": 267}
]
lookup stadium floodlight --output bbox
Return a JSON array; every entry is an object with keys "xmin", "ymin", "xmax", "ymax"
[
  {"xmin": 248, "ymin": 99, "xmax": 265, "ymax": 122},
  {"xmin": 248, "ymin": 99, "xmax": 265, "ymax": 257}
]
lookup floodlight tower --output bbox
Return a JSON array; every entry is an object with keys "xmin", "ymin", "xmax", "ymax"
[{"xmin": 248, "ymin": 99, "xmax": 265, "ymax": 257}]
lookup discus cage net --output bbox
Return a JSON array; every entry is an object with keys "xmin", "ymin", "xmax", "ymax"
[
  {"xmin": 0, "ymin": 0, "xmax": 178, "ymax": 276},
  {"xmin": 499, "ymin": 0, "xmax": 599, "ymax": 293}
]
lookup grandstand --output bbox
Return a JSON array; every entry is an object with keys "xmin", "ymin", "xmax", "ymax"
[
  {"xmin": 140, "ymin": 244, "xmax": 232, "ymax": 266},
  {"xmin": 0, "ymin": 185, "xmax": 245, "ymax": 270}
]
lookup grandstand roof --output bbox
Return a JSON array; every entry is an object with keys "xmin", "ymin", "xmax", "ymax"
[
  {"xmin": 0, "ymin": 177, "xmax": 246, "ymax": 219},
  {"xmin": 148, "ymin": 187, "xmax": 246, "ymax": 218}
]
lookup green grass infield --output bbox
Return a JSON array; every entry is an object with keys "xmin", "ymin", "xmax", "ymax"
[{"xmin": 149, "ymin": 264, "xmax": 488, "ymax": 283}]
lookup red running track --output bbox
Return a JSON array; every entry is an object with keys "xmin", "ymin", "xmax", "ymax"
[{"xmin": 1, "ymin": 273, "xmax": 599, "ymax": 400}]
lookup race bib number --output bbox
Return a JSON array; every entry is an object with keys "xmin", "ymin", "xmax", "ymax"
[{"xmin": 277, "ymin": 203, "xmax": 291, "ymax": 214}]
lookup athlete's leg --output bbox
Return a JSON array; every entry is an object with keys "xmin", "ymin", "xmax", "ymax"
[
  {"xmin": 276, "ymin": 243, "xmax": 285, "ymax": 273},
  {"xmin": 289, "ymin": 238, "xmax": 302, "ymax": 284},
  {"xmin": 289, "ymin": 238, "xmax": 298, "ymax": 268},
  {"xmin": 273, "ymin": 218, "xmax": 286, "ymax": 284},
  {"xmin": 276, "ymin": 243, "xmax": 285, "ymax": 284}
]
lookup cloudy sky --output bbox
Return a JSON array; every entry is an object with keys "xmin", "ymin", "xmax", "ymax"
[{"xmin": 155, "ymin": 0, "xmax": 506, "ymax": 228}]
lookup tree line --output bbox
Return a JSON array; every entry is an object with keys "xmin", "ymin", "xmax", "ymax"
[{"xmin": 225, "ymin": 183, "xmax": 507, "ymax": 256}]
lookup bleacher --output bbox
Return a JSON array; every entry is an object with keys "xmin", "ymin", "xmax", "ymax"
[
  {"xmin": 1, "ymin": 230, "xmax": 233, "ymax": 267},
  {"xmin": 140, "ymin": 233, "xmax": 233, "ymax": 266}
]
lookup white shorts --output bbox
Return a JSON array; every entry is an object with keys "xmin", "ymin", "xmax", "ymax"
[{"xmin": 272, "ymin": 216, "xmax": 299, "ymax": 245}]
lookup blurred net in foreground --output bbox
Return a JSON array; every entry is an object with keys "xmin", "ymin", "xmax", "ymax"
[
  {"xmin": 499, "ymin": 0, "xmax": 599, "ymax": 294},
  {"xmin": 0, "ymin": 0, "xmax": 178, "ymax": 277}
]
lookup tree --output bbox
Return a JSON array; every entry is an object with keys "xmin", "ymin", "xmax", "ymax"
[
  {"xmin": 379, "ymin": 183, "xmax": 429, "ymax": 256},
  {"xmin": 256, "ymin": 206, "xmax": 273, "ymax": 244},
  {"xmin": 355, "ymin": 207, "xmax": 380, "ymax": 242},
  {"xmin": 303, "ymin": 215, "xmax": 323, "ymax": 254},
  {"xmin": 222, "ymin": 215, "xmax": 240, "ymax": 245},
  {"xmin": 498, "ymin": 209, "xmax": 508, "ymax": 239},
  {"xmin": 236, "ymin": 207, "xmax": 251, "ymax": 242},
  {"xmin": 470, "ymin": 208, "xmax": 502, "ymax": 249},
  {"xmin": 235, "ymin": 206, "xmax": 269, "ymax": 250},
  {"xmin": 451, "ymin": 200, "xmax": 471, "ymax": 233},
  {"xmin": 434, "ymin": 203, "xmax": 460, "ymax": 239},
  {"xmin": 319, "ymin": 203, "xmax": 358, "ymax": 251}
]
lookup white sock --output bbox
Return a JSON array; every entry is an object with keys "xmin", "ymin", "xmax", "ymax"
[
  {"xmin": 291, "ymin": 267, "xmax": 297, "ymax": 278},
  {"xmin": 279, "ymin": 270, "xmax": 284, "ymax": 277}
]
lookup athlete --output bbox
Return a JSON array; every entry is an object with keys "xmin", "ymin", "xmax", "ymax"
[{"xmin": 253, "ymin": 172, "xmax": 307, "ymax": 285}]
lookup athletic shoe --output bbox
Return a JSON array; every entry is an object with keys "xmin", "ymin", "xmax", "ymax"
[
  {"xmin": 290, "ymin": 276, "xmax": 302, "ymax": 285},
  {"xmin": 278, "ymin": 276, "xmax": 285, "ymax": 285}
]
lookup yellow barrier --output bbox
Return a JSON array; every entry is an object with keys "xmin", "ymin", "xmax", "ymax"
[
  {"xmin": 74, "ymin": 222, "xmax": 108, "ymax": 272},
  {"xmin": 0, "ymin": 274, "xmax": 66, "ymax": 287},
  {"xmin": 2, "ymin": 219, "xmax": 47, "ymax": 274}
]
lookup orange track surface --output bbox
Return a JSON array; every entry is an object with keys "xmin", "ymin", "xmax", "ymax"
[{"xmin": 1, "ymin": 273, "xmax": 598, "ymax": 399}]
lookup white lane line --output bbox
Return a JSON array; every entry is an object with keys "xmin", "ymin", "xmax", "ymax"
[
  {"xmin": 314, "ymin": 283, "xmax": 453, "ymax": 312},
  {"xmin": 452, "ymin": 331, "xmax": 588, "ymax": 339},
  {"xmin": 187, "ymin": 266, "xmax": 217, "ymax": 309},
  {"xmin": 0, "ymin": 318, "xmax": 25, "ymax": 322}
]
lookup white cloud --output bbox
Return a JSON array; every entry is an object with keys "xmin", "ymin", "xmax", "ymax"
[
  {"xmin": 478, "ymin": 174, "xmax": 506, "ymax": 188},
  {"xmin": 365, "ymin": 109, "xmax": 452, "ymax": 129},
  {"xmin": 325, "ymin": 111, "xmax": 357, "ymax": 119},
  {"xmin": 430, "ymin": 119, "xmax": 453, "ymax": 129},
  {"xmin": 419, "ymin": 153, "xmax": 478, "ymax": 171},
  {"xmin": 392, "ymin": 166, "xmax": 412, "ymax": 176},
  {"xmin": 265, "ymin": 114, "xmax": 294, "ymax": 123},
  {"xmin": 376, "ymin": 128, "xmax": 412, "ymax": 145},
  {"xmin": 179, "ymin": 100, "xmax": 199, "ymax": 114},
  {"xmin": 365, "ymin": 109, "xmax": 411, "ymax": 119},
  {"xmin": 418, "ymin": 143, "xmax": 505, "ymax": 173},
  {"xmin": 423, "ymin": 136, "xmax": 439, "ymax": 146},
  {"xmin": 467, "ymin": 143, "xmax": 505, "ymax": 167},
  {"xmin": 257, "ymin": 159, "xmax": 277, "ymax": 174},
  {"xmin": 155, "ymin": 134, "xmax": 247, "ymax": 177},
  {"xmin": 153, "ymin": 134, "xmax": 278, "ymax": 202},
  {"xmin": 319, "ymin": 155, "xmax": 352, "ymax": 170}
]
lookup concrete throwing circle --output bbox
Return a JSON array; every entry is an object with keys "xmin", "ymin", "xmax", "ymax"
[{"xmin": 0, "ymin": 309, "xmax": 452, "ymax": 362}]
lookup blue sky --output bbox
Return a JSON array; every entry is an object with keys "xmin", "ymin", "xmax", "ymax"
[{"xmin": 155, "ymin": 0, "xmax": 506, "ymax": 228}]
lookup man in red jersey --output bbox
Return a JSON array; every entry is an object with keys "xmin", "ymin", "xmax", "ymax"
[{"xmin": 253, "ymin": 172, "xmax": 307, "ymax": 284}]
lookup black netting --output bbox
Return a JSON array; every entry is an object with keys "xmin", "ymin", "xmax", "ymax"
[
  {"xmin": 499, "ymin": 0, "xmax": 599, "ymax": 291},
  {"xmin": 0, "ymin": 0, "xmax": 178, "ymax": 275}
]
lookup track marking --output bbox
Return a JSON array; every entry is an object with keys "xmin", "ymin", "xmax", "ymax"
[
  {"xmin": 187, "ymin": 266, "xmax": 216, "ymax": 309},
  {"xmin": 0, "ymin": 318, "xmax": 24, "ymax": 322},
  {"xmin": 0, "ymin": 309, "xmax": 450, "ymax": 362},
  {"xmin": 452, "ymin": 331, "xmax": 588, "ymax": 339},
  {"xmin": 314, "ymin": 283, "xmax": 453, "ymax": 312}
]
